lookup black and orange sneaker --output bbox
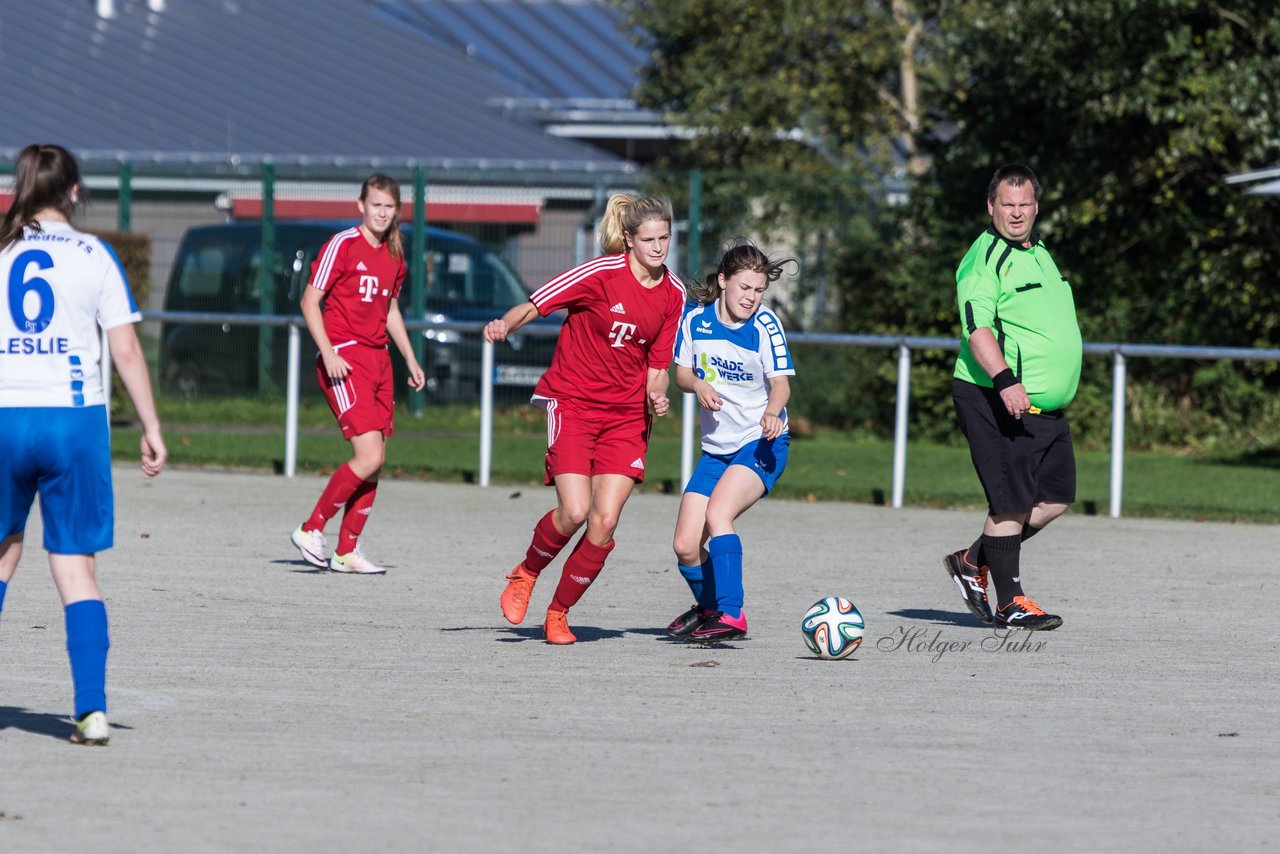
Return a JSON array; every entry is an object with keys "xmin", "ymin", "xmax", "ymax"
[
  {"xmin": 666, "ymin": 605, "xmax": 713, "ymax": 638},
  {"xmin": 688, "ymin": 610, "xmax": 748, "ymax": 644},
  {"xmin": 943, "ymin": 548, "xmax": 993, "ymax": 624},
  {"xmin": 995, "ymin": 595, "xmax": 1063, "ymax": 631}
]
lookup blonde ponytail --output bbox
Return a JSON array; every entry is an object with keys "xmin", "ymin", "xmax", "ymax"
[{"xmin": 597, "ymin": 193, "xmax": 674, "ymax": 255}]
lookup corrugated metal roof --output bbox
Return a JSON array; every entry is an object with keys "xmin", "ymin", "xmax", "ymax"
[
  {"xmin": 374, "ymin": 0, "xmax": 646, "ymax": 101},
  {"xmin": 0, "ymin": 0, "xmax": 629, "ymax": 169}
]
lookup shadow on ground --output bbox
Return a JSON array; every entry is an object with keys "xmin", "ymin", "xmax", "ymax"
[
  {"xmin": 442, "ymin": 625, "xmax": 681, "ymax": 644},
  {"xmin": 888, "ymin": 608, "xmax": 989, "ymax": 628},
  {"xmin": 0, "ymin": 706, "xmax": 132, "ymax": 742}
]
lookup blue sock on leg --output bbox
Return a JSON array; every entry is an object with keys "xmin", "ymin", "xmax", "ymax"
[
  {"xmin": 708, "ymin": 534, "xmax": 744, "ymax": 618},
  {"xmin": 65, "ymin": 600, "xmax": 110, "ymax": 718},
  {"xmin": 678, "ymin": 559, "xmax": 719, "ymax": 610},
  {"xmin": 697, "ymin": 558, "xmax": 716, "ymax": 610},
  {"xmin": 677, "ymin": 563, "xmax": 703, "ymax": 604},
  {"xmin": 0, "ymin": 578, "xmax": 7, "ymax": 616}
]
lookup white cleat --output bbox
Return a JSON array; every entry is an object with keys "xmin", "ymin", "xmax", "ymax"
[
  {"xmin": 70, "ymin": 711, "xmax": 109, "ymax": 746},
  {"xmin": 329, "ymin": 546, "xmax": 385, "ymax": 575},
  {"xmin": 291, "ymin": 525, "xmax": 327, "ymax": 568}
]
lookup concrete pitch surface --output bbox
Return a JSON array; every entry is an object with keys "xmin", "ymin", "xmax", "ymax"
[{"xmin": 1, "ymin": 467, "xmax": 1276, "ymax": 852}]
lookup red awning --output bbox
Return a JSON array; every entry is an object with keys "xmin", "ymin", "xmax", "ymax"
[
  {"xmin": 2, "ymin": 193, "xmax": 540, "ymax": 225},
  {"xmin": 230, "ymin": 197, "xmax": 541, "ymax": 224}
]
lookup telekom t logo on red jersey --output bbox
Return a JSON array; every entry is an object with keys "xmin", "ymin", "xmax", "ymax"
[
  {"xmin": 609, "ymin": 320, "xmax": 637, "ymax": 348},
  {"xmin": 358, "ymin": 275, "xmax": 380, "ymax": 302}
]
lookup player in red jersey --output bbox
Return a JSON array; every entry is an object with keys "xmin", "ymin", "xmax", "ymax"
[
  {"xmin": 290, "ymin": 174, "xmax": 425, "ymax": 574},
  {"xmin": 485, "ymin": 194, "xmax": 685, "ymax": 644}
]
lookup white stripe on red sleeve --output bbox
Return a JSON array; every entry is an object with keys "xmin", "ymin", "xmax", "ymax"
[
  {"xmin": 311, "ymin": 228, "xmax": 359, "ymax": 291},
  {"xmin": 531, "ymin": 254, "xmax": 627, "ymax": 307}
]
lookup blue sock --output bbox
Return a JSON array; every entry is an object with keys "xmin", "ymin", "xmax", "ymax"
[
  {"xmin": 697, "ymin": 558, "xmax": 716, "ymax": 610},
  {"xmin": 65, "ymin": 600, "xmax": 110, "ymax": 718},
  {"xmin": 708, "ymin": 534, "xmax": 744, "ymax": 618},
  {"xmin": 678, "ymin": 560, "xmax": 718, "ymax": 610},
  {"xmin": 677, "ymin": 563, "xmax": 703, "ymax": 603},
  {"xmin": 0, "ymin": 578, "xmax": 7, "ymax": 616}
]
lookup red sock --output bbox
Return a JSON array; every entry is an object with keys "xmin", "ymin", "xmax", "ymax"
[
  {"xmin": 550, "ymin": 537, "xmax": 614, "ymax": 613},
  {"xmin": 337, "ymin": 478, "xmax": 378, "ymax": 555},
  {"xmin": 524, "ymin": 511, "xmax": 572, "ymax": 575},
  {"xmin": 304, "ymin": 463, "xmax": 365, "ymax": 531}
]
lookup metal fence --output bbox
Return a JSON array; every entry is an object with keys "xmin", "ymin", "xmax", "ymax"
[
  {"xmin": 114, "ymin": 312, "xmax": 1280, "ymax": 519},
  {"xmin": 10, "ymin": 158, "xmax": 1277, "ymax": 516}
]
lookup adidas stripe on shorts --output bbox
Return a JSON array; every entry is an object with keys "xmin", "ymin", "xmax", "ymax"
[
  {"xmin": 535, "ymin": 396, "xmax": 652, "ymax": 485},
  {"xmin": 317, "ymin": 342, "xmax": 395, "ymax": 440}
]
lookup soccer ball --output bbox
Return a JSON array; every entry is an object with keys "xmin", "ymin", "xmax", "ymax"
[{"xmin": 801, "ymin": 597, "xmax": 865, "ymax": 660}]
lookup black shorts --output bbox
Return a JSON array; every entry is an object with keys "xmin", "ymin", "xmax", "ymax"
[{"xmin": 952, "ymin": 380, "xmax": 1076, "ymax": 515}]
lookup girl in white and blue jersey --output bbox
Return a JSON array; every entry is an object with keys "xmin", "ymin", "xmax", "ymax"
[
  {"xmin": 0, "ymin": 145, "xmax": 167, "ymax": 745},
  {"xmin": 668, "ymin": 241, "xmax": 795, "ymax": 643}
]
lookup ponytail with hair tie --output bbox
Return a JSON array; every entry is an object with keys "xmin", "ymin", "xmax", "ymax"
[{"xmin": 0, "ymin": 144, "xmax": 81, "ymax": 252}]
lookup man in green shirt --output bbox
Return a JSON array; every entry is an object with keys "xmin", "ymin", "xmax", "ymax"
[{"xmin": 943, "ymin": 164, "xmax": 1082, "ymax": 631}]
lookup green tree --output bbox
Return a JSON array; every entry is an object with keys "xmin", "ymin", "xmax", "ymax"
[
  {"xmin": 925, "ymin": 1, "xmax": 1280, "ymax": 346},
  {"xmin": 623, "ymin": 0, "xmax": 932, "ymax": 177},
  {"xmin": 621, "ymin": 0, "xmax": 1280, "ymax": 447},
  {"xmin": 922, "ymin": 1, "xmax": 1280, "ymax": 446}
]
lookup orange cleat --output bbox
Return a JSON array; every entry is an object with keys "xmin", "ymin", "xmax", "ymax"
[
  {"xmin": 543, "ymin": 609, "xmax": 577, "ymax": 645},
  {"xmin": 500, "ymin": 563, "xmax": 537, "ymax": 625}
]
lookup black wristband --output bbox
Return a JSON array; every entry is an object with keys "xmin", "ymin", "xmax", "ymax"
[{"xmin": 991, "ymin": 368, "xmax": 1018, "ymax": 392}]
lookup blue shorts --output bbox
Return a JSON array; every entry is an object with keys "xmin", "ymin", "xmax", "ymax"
[
  {"xmin": 685, "ymin": 435, "xmax": 790, "ymax": 497},
  {"xmin": 0, "ymin": 406, "xmax": 114, "ymax": 554}
]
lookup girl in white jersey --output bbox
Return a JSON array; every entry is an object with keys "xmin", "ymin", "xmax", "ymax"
[
  {"xmin": 0, "ymin": 144, "xmax": 167, "ymax": 745},
  {"xmin": 667, "ymin": 241, "xmax": 796, "ymax": 643}
]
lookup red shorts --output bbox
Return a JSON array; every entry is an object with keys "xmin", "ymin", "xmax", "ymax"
[
  {"xmin": 538, "ymin": 397, "xmax": 652, "ymax": 484},
  {"xmin": 318, "ymin": 343, "xmax": 395, "ymax": 440}
]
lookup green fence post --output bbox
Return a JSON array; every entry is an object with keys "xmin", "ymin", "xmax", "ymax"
[
  {"xmin": 410, "ymin": 164, "xmax": 427, "ymax": 417},
  {"xmin": 117, "ymin": 160, "xmax": 132, "ymax": 231},
  {"xmin": 258, "ymin": 162, "xmax": 276, "ymax": 394},
  {"xmin": 688, "ymin": 168, "xmax": 703, "ymax": 276}
]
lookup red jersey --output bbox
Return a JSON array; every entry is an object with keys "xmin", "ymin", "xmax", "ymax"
[
  {"xmin": 531, "ymin": 253, "xmax": 685, "ymax": 412},
  {"xmin": 309, "ymin": 227, "xmax": 406, "ymax": 347}
]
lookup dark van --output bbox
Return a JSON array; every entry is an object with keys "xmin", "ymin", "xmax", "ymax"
[{"xmin": 158, "ymin": 221, "xmax": 559, "ymax": 401}]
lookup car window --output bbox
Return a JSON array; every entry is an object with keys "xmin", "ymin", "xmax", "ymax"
[
  {"xmin": 177, "ymin": 247, "xmax": 228, "ymax": 298},
  {"xmin": 419, "ymin": 239, "xmax": 526, "ymax": 311},
  {"xmin": 481, "ymin": 250, "xmax": 529, "ymax": 307},
  {"xmin": 172, "ymin": 241, "xmax": 240, "ymax": 312},
  {"xmin": 170, "ymin": 224, "xmax": 528, "ymax": 315}
]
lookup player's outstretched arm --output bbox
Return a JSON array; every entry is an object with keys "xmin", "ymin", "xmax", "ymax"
[
  {"xmin": 106, "ymin": 323, "xmax": 167, "ymax": 478},
  {"xmin": 385, "ymin": 301, "xmax": 425, "ymax": 391},
  {"xmin": 484, "ymin": 301, "xmax": 539, "ymax": 343}
]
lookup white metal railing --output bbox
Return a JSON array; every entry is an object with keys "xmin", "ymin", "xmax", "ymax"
[{"xmin": 138, "ymin": 311, "xmax": 1280, "ymax": 518}]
